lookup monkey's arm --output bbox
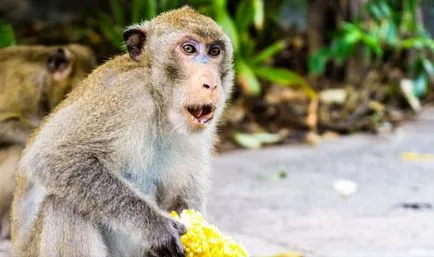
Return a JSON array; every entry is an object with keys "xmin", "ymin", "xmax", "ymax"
[
  {"xmin": 38, "ymin": 155, "xmax": 165, "ymax": 229},
  {"xmin": 27, "ymin": 151, "xmax": 185, "ymax": 245},
  {"xmin": 0, "ymin": 113, "xmax": 36, "ymax": 145}
]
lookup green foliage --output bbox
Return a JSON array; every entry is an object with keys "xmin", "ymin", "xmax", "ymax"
[
  {"xmin": 233, "ymin": 132, "xmax": 281, "ymax": 149},
  {"xmin": 309, "ymin": 0, "xmax": 434, "ymax": 97},
  {"xmin": 0, "ymin": 20, "xmax": 16, "ymax": 48},
  {"xmin": 98, "ymin": 0, "xmax": 183, "ymax": 49}
]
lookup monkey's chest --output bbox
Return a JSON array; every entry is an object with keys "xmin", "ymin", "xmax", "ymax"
[
  {"xmin": 120, "ymin": 144, "xmax": 173, "ymax": 198},
  {"xmin": 121, "ymin": 167, "xmax": 160, "ymax": 197}
]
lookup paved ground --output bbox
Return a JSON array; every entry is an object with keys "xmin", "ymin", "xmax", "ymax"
[{"xmin": 208, "ymin": 109, "xmax": 434, "ymax": 257}]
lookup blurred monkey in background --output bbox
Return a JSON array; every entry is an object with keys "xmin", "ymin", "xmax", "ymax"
[{"xmin": 0, "ymin": 44, "xmax": 95, "ymax": 252}]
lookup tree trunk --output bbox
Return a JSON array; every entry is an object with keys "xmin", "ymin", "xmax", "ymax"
[{"xmin": 307, "ymin": 0, "xmax": 333, "ymax": 57}]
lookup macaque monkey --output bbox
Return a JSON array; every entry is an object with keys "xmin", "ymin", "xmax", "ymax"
[
  {"xmin": 11, "ymin": 7, "xmax": 233, "ymax": 257},
  {"xmin": 0, "ymin": 44, "xmax": 95, "ymax": 252}
]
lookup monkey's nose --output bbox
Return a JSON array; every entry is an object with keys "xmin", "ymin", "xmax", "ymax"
[{"xmin": 202, "ymin": 84, "xmax": 217, "ymax": 90}]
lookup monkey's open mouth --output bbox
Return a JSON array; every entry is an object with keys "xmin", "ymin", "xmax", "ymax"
[{"xmin": 186, "ymin": 104, "xmax": 216, "ymax": 124}]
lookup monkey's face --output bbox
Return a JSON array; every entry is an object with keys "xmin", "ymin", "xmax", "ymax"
[
  {"xmin": 45, "ymin": 45, "xmax": 95, "ymax": 109},
  {"xmin": 123, "ymin": 7, "xmax": 234, "ymax": 135},
  {"xmin": 166, "ymin": 35, "xmax": 229, "ymax": 133}
]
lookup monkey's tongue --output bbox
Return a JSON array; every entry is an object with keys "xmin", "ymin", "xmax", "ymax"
[
  {"xmin": 186, "ymin": 104, "xmax": 215, "ymax": 124},
  {"xmin": 192, "ymin": 108, "xmax": 204, "ymax": 118},
  {"xmin": 188, "ymin": 105, "xmax": 214, "ymax": 123}
]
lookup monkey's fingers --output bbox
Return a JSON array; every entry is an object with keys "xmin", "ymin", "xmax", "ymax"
[
  {"xmin": 153, "ymin": 248, "xmax": 171, "ymax": 257},
  {"xmin": 156, "ymin": 247, "xmax": 177, "ymax": 257},
  {"xmin": 173, "ymin": 221, "xmax": 186, "ymax": 235},
  {"xmin": 153, "ymin": 240, "xmax": 185, "ymax": 257},
  {"xmin": 172, "ymin": 237, "xmax": 185, "ymax": 257}
]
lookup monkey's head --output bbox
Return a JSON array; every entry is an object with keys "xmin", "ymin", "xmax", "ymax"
[
  {"xmin": 45, "ymin": 44, "xmax": 96, "ymax": 109},
  {"xmin": 123, "ymin": 6, "xmax": 234, "ymax": 134}
]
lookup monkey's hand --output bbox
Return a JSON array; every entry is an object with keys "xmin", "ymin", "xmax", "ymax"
[{"xmin": 148, "ymin": 214, "xmax": 186, "ymax": 257}]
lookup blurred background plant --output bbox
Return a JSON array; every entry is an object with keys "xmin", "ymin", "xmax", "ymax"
[
  {"xmin": 0, "ymin": 20, "xmax": 15, "ymax": 48},
  {"xmin": 98, "ymin": 0, "xmax": 182, "ymax": 49},
  {"xmin": 1, "ymin": 0, "xmax": 433, "ymax": 151},
  {"xmin": 309, "ymin": 0, "xmax": 434, "ymax": 98}
]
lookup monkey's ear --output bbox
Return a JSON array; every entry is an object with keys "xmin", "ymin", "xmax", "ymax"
[{"xmin": 123, "ymin": 28, "xmax": 146, "ymax": 61}]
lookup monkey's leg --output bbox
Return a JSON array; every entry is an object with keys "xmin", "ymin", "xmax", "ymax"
[{"xmin": 29, "ymin": 196, "xmax": 108, "ymax": 257}]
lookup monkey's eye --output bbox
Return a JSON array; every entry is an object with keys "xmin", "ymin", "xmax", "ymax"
[
  {"xmin": 182, "ymin": 44, "xmax": 197, "ymax": 55},
  {"xmin": 208, "ymin": 46, "xmax": 221, "ymax": 57}
]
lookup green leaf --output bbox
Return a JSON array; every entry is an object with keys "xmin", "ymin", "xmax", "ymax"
[
  {"xmin": 160, "ymin": 0, "xmax": 181, "ymax": 10},
  {"xmin": 400, "ymin": 6, "xmax": 418, "ymax": 35},
  {"xmin": 421, "ymin": 58, "xmax": 434, "ymax": 80},
  {"xmin": 0, "ymin": 20, "xmax": 16, "ymax": 47},
  {"xmin": 385, "ymin": 21, "xmax": 399, "ymax": 45},
  {"xmin": 330, "ymin": 39, "xmax": 351, "ymax": 64},
  {"xmin": 401, "ymin": 79, "xmax": 421, "ymax": 112},
  {"xmin": 252, "ymin": 0, "xmax": 264, "ymax": 31},
  {"xmin": 233, "ymin": 133, "xmax": 261, "ymax": 149},
  {"xmin": 235, "ymin": 0, "xmax": 253, "ymax": 33},
  {"xmin": 110, "ymin": 0, "xmax": 125, "ymax": 25},
  {"xmin": 143, "ymin": 0, "xmax": 157, "ymax": 19},
  {"xmin": 253, "ymin": 132, "xmax": 281, "ymax": 144},
  {"xmin": 251, "ymin": 40, "xmax": 287, "ymax": 64},
  {"xmin": 401, "ymin": 37, "xmax": 434, "ymax": 51},
  {"xmin": 332, "ymin": 23, "xmax": 362, "ymax": 62},
  {"xmin": 233, "ymin": 132, "xmax": 281, "ymax": 149},
  {"xmin": 404, "ymin": 0, "xmax": 418, "ymax": 14},
  {"xmin": 343, "ymin": 29, "xmax": 362, "ymax": 44},
  {"xmin": 378, "ymin": 1, "xmax": 392, "ymax": 18},
  {"xmin": 213, "ymin": 0, "xmax": 226, "ymax": 9},
  {"xmin": 413, "ymin": 73, "xmax": 428, "ymax": 98},
  {"xmin": 309, "ymin": 48, "xmax": 332, "ymax": 75},
  {"xmin": 197, "ymin": 6, "xmax": 213, "ymax": 17},
  {"xmin": 254, "ymin": 67, "xmax": 316, "ymax": 99},
  {"xmin": 98, "ymin": 12, "xmax": 123, "ymax": 49},
  {"xmin": 239, "ymin": 33, "xmax": 255, "ymax": 58},
  {"xmin": 214, "ymin": 6, "xmax": 240, "ymax": 52},
  {"xmin": 361, "ymin": 34, "xmax": 383, "ymax": 57},
  {"xmin": 132, "ymin": 0, "xmax": 146, "ymax": 23},
  {"xmin": 131, "ymin": 0, "xmax": 156, "ymax": 21},
  {"xmin": 366, "ymin": 2, "xmax": 383, "ymax": 20},
  {"xmin": 401, "ymin": 37, "xmax": 424, "ymax": 49},
  {"xmin": 236, "ymin": 59, "xmax": 261, "ymax": 95}
]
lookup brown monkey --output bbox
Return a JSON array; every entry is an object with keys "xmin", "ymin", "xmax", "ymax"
[
  {"xmin": 0, "ymin": 45, "xmax": 95, "ymax": 144},
  {"xmin": 12, "ymin": 6, "xmax": 233, "ymax": 257},
  {"xmin": 0, "ymin": 44, "xmax": 95, "ymax": 253}
]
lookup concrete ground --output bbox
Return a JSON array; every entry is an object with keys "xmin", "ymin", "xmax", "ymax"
[{"xmin": 208, "ymin": 109, "xmax": 434, "ymax": 257}]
